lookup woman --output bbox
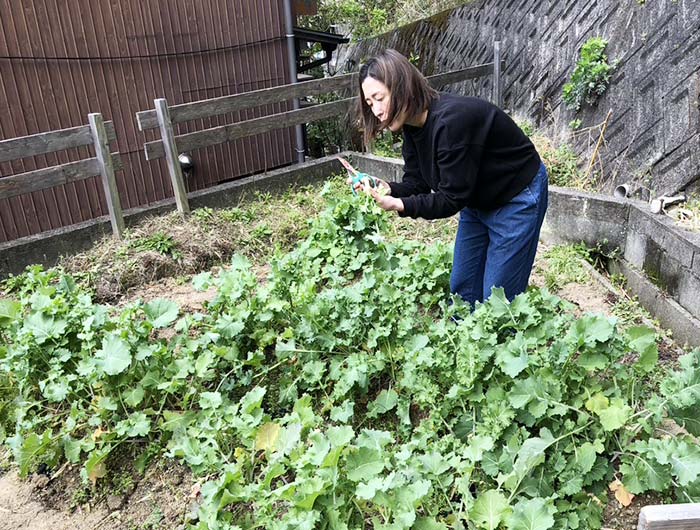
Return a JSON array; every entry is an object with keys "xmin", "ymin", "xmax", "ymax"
[{"xmin": 354, "ymin": 49, "xmax": 548, "ymax": 307}]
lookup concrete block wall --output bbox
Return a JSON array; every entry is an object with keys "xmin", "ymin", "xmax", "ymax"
[{"xmin": 340, "ymin": 0, "xmax": 700, "ymax": 198}]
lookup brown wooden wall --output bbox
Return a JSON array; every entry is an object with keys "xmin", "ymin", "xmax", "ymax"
[{"xmin": 0, "ymin": 0, "xmax": 295, "ymax": 243}]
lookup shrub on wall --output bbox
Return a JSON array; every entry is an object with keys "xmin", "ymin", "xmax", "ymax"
[{"xmin": 562, "ymin": 37, "xmax": 616, "ymax": 111}]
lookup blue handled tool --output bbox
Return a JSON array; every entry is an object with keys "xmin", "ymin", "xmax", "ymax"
[{"xmin": 338, "ymin": 157, "xmax": 378, "ymax": 195}]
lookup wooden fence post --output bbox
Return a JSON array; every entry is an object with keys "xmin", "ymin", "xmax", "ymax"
[
  {"xmin": 638, "ymin": 503, "xmax": 700, "ymax": 530},
  {"xmin": 88, "ymin": 113, "xmax": 125, "ymax": 238},
  {"xmin": 154, "ymin": 98, "xmax": 190, "ymax": 214},
  {"xmin": 493, "ymin": 40, "xmax": 502, "ymax": 108}
]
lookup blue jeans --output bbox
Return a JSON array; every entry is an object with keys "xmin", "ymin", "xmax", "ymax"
[{"xmin": 450, "ymin": 162, "xmax": 548, "ymax": 307}]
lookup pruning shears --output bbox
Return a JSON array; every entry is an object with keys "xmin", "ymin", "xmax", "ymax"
[{"xmin": 338, "ymin": 157, "xmax": 379, "ymax": 195}]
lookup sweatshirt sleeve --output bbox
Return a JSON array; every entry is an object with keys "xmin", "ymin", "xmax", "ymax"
[
  {"xmin": 400, "ymin": 141, "xmax": 482, "ymax": 220},
  {"xmin": 387, "ymin": 133, "xmax": 432, "ymax": 198}
]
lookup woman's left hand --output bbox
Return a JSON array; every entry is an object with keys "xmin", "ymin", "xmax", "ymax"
[{"xmin": 367, "ymin": 187, "xmax": 404, "ymax": 213}]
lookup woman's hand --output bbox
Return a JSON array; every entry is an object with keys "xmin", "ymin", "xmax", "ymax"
[
  {"xmin": 368, "ymin": 187, "xmax": 404, "ymax": 212},
  {"xmin": 345, "ymin": 174, "xmax": 403, "ymax": 212}
]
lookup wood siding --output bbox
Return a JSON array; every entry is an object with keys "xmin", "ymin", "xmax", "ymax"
[{"xmin": 0, "ymin": 0, "xmax": 295, "ymax": 243}]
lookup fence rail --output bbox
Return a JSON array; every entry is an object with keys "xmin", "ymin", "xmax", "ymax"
[
  {"xmin": 0, "ymin": 114, "xmax": 124, "ymax": 237},
  {"xmin": 137, "ymin": 42, "xmax": 505, "ymax": 214},
  {"xmin": 637, "ymin": 503, "xmax": 700, "ymax": 530},
  {"xmin": 0, "ymin": 122, "xmax": 117, "ymax": 164}
]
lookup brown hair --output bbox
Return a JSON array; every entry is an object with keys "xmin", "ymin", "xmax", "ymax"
[{"xmin": 358, "ymin": 49, "xmax": 437, "ymax": 147}]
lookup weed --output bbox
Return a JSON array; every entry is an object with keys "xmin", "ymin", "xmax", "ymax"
[
  {"xmin": 610, "ymin": 273, "xmax": 627, "ymax": 290},
  {"xmin": 539, "ymin": 142, "xmax": 583, "ymax": 188},
  {"xmin": 563, "ymin": 37, "xmax": 617, "ymax": 111},
  {"xmin": 142, "ymin": 506, "xmax": 164, "ymax": 529},
  {"xmin": 218, "ymin": 207, "xmax": 250, "ymax": 223},
  {"xmin": 110, "ymin": 471, "xmax": 135, "ymax": 495},
  {"xmin": 667, "ymin": 193, "xmax": 700, "ymax": 232},
  {"xmin": 569, "ymin": 118, "xmax": 582, "ymax": 130},
  {"xmin": 611, "ymin": 295, "xmax": 655, "ymax": 327},
  {"xmin": 70, "ymin": 485, "xmax": 92, "ymax": 510},
  {"xmin": 192, "ymin": 207, "xmax": 215, "ymax": 224},
  {"xmin": 251, "ymin": 223, "xmax": 273, "ymax": 239},
  {"xmin": 372, "ymin": 130, "xmax": 403, "ymax": 158},
  {"xmin": 129, "ymin": 232, "xmax": 182, "ymax": 260},
  {"xmin": 517, "ymin": 120, "xmax": 535, "ymax": 137},
  {"xmin": 539, "ymin": 243, "xmax": 591, "ymax": 290}
]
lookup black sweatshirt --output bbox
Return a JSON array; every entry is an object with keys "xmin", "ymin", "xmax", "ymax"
[{"xmin": 388, "ymin": 93, "xmax": 541, "ymax": 220}]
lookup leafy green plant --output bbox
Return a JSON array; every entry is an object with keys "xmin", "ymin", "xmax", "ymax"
[
  {"xmin": 517, "ymin": 121, "xmax": 535, "ymax": 137},
  {"xmin": 299, "ymin": 0, "xmax": 476, "ymax": 39},
  {"xmin": 129, "ymin": 232, "xmax": 182, "ymax": 259},
  {"xmin": 305, "ymin": 91, "xmax": 351, "ymax": 157},
  {"xmin": 539, "ymin": 244, "xmax": 591, "ymax": 290},
  {"xmin": 563, "ymin": 37, "xmax": 616, "ymax": 111},
  {"xmin": 540, "ymin": 143, "xmax": 583, "ymax": 188},
  {"xmin": 1, "ymin": 181, "xmax": 698, "ymax": 530},
  {"xmin": 372, "ymin": 130, "xmax": 403, "ymax": 158}
]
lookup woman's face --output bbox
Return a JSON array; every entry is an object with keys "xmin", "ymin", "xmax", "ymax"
[{"xmin": 362, "ymin": 76, "xmax": 405, "ymax": 132}]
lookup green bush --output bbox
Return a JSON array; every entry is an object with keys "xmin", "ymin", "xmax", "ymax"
[{"xmin": 563, "ymin": 37, "xmax": 616, "ymax": 111}]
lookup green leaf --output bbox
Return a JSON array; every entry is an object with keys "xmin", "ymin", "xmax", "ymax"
[
  {"xmin": 579, "ymin": 315, "xmax": 615, "ymax": 344},
  {"xmin": 85, "ymin": 448, "xmax": 110, "ymax": 486},
  {"xmin": 25, "ymin": 313, "xmax": 68, "ymax": 344},
  {"xmin": 472, "ymin": 489, "xmax": 510, "ymax": 530},
  {"xmin": 356, "ymin": 475, "xmax": 390, "ymax": 500},
  {"xmin": 11, "ymin": 430, "xmax": 53, "ymax": 477},
  {"xmin": 123, "ymin": 386, "xmax": 145, "ymax": 407},
  {"xmin": 597, "ymin": 398, "xmax": 631, "ymax": 431},
  {"xmin": 585, "ymin": 393, "xmax": 609, "ymax": 414},
  {"xmin": 199, "ymin": 391, "xmax": 222, "ymax": 410},
  {"xmin": 96, "ymin": 335, "xmax": 132, "ymax": 375},
  {"xmin": 330, "ymin": 400, "xmax": 354, "ymax": 423},
  {"xmin": 192, "ymin": 272, "xmax": 212, "ymax": 291},
  {"xmin": 305, "ymin": 432, "xmax": 331, "ymax": 466},
  {"xmin": 627, "ymin": 326, "xmax": 658, "ymax": 371},
  {"xmin": 255, "ymin": 422, "xmax": 281, "ymax": 452},
  {"xmin": 508, "ymin": 378, "xmax": 537, "ymax": 409},
  {"xmin": 346, "ymin": 447, "xmax": 384, "ymax": 482},
  {"xmin": 127, "ymin": 412, "xmax": 151, "ymax": 437},
  {"xmin": 413, "ymin": 517, "xmax": 448, "ymax": 530},
  {"xmin": 506, "ymin": 497, "xmax": 556, "ymax": 530},
  {"xmin": 44, "ymin": 380, "xmax": 69, "ymax": 402},
  {"xmin": 0, "ymin": 299, "xmax": 21, "ymax": 325},
  {"xmin": 327, "ymin": 425, "xmax": 355, "ymax": 447},
  {"xmin": 463, "ymin": 435, "xmax": 495, "ymax": 463},
  {"xmin": 63, "ymin": 436, "xmax": 81, "ymax": 463},
  {"xmin": 670, "ymin": 441, "xmax": 700, "ymax": 485},
  {"xmin": 419, "ymin": 451, "xmax": 451, "ymax": 476},
  {"xmin": 496, "ymin": 346, "xmax": 529, "ymax": 378},
  {"xmin": 367, "ymin": 389, "xmax": 398, "ymax": 417},
  {"xmin": 144, "ymin": 299, "xmax": 179, "ymax": 328}
]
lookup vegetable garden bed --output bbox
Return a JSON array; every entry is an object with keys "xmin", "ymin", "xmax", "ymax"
[{"xmin": 1, "ymin": 179, "xmax": 699, "ymax": 530}]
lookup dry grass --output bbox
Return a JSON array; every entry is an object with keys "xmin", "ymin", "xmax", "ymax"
[
  {"xmin": 60, "ymin": 185, "xmax": 328, "ymax": 302},
  {"xmin": 666, "ymin": 194, "xmax": 700, "ymax": 233}
]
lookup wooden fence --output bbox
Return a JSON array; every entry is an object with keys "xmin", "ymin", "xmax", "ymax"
[
  {"xmin": 136, "ymin": 42, "xmax": 505, "ymax": 213},
  {"xmin": 0, "ymin": 114, "xmax": 125, "ymax": 238}
]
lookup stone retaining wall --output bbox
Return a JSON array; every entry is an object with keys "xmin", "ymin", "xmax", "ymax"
[{"xmin": 340, "ymin": 0, "xmax": 700, "ymax": 198}]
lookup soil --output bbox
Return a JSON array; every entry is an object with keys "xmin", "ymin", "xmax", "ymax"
[
  {"xmin": 0, "ymin": 458, "xmax": 197, "ymax": 530},
  {"xmin": 0, "ymin": 470, "xmax": 107, "ymax": 530}
]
